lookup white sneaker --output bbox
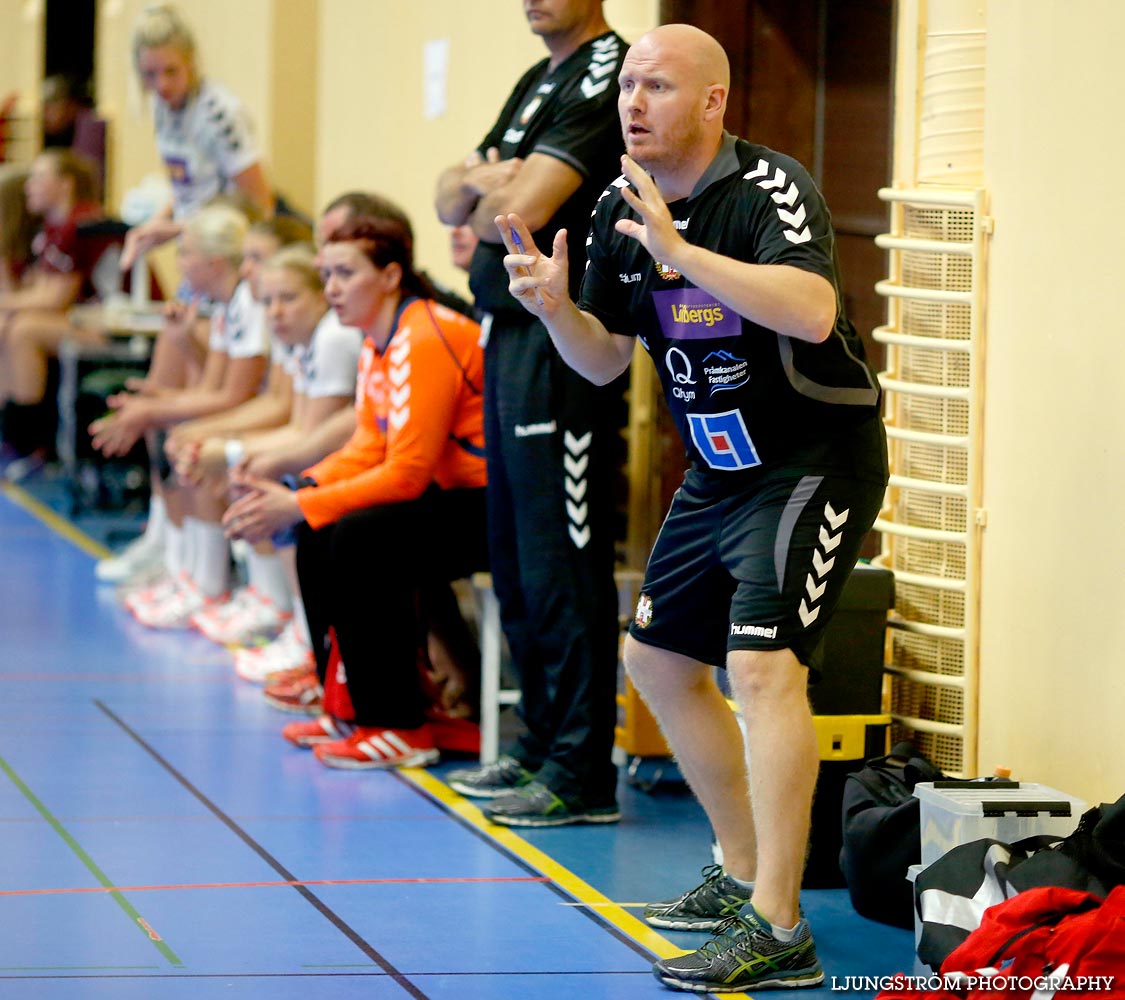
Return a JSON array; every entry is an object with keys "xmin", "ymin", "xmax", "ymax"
[
  {"xmin": 96, "ymin": 533, "xmax": 165, "ymax": 585},
  {"xmin": 134, "ymin": 575, "xmax": 228, "ymax": 630},
  {"xmin": 122, "ymin": 571, "xmax": 179, "ymax": 613},
  {"xmin": 192, "ymin": 586, "xmax": 291, "ymax": 646},
  {"xmin": 233, "ymin": 620, "xmax": 314, "ymax": 683}
]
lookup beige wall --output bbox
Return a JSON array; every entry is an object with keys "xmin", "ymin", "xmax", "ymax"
[
  {"xmin": 315, "ymin": 0, "xmax": 659, "ymax": 296},
  {"xmin": 94, "ymin": 0, "xmax": 315, "ymax": 217},
  {"xmin": 976, "ymin": 0, "xmax": 1125, "ymax": 805},
  {"xmin": 0, "ymin": 0, "xmax": 44, "ymax": 162}
]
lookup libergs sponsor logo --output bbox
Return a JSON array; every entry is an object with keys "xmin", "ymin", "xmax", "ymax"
[
  {"xmin": 671, "ymin": 303, "xmax": 726, "ymax": 327},
  {"xmin": 654, "ymin": 288, "xmax": 740, "ymax": 341}
]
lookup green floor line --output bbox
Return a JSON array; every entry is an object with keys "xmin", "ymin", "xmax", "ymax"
[
  {"xmin": 0, "ymin": 755, "xmax": 183, "ymax": 967},
  {"xmin": 0, "ymin": 966, "xmax": 161, "ymax": 971}
]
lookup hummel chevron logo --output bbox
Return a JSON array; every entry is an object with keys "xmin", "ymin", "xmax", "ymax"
[
  {"xmin": 798, "ymin": 599, "xmax": 820, "ymax": 627},
  {"xmin": 389, "ymin": 363, "xmax": 410, "ymax": 387},
  {"xmin": 587, "ymin": 61, "xmax": 615, "ymax": 80},
  {"xmin": 824, "ymin": 502, "xmax": 849, "ymax": 530},
  {"xmin": 770, "ymin": 183, "xmax": 799, "ymax": 207},
  {"xmin": 812, "ymin": 549, "xmax": 835, "ymax": 577},
  {"xmin": 566, "ymin": 499, "xmax": 588, "ymax": 525},
  {"xmin": 568, "ymin": 524, "xmax": 591, "ymax": 549},
  {"xmin": 389, "ymin": 340, "xmax": 410, "ymax": 366},
  {"xmin": 390, "ymin": 385, "xmax": 410, "ymax": 409},
  {"xmin": 563, "ymin": 453, "xmax": 588, "ymax": 479},
  {"xmin": 777, "ymin": 205, "xmax": 806, "ymax": 228},
  {"xmin": 565, "ymin": 430, "xmax": 593, "ymax": 454},
  {"xmin": 389, "ymin": 408, "xmax": 409, "ymax": 430},
  {"xmin": 565, "ymin": 477, "xmax": 587, "ymax": 501},
  {"xmin": 755, "ymin": 167, "xmax": 787, "ymax": 191},
  {"xmin": 743, "ymin": 158, "xmax": 769, "ymax": 181},
  {"xmin": 805, "ymin": 575, "xmax": 827, "ymax": 602},
  {"xmin": 581, "ymin": 77, "xmax": 611, "ymax": 100},
  {"xmin": 784, "ymin": 227, "xmax": 812, "ymax": 244},
  {"xmin": 818, "ymin": 525, "xmax": 842, "ymax": 553}
]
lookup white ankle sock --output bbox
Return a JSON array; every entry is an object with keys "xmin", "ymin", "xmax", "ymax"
[
  {"xmin": 187, "ymin": 518, "xmax": 229, "ymax": 597},
  {"xmin": 245, "ymin": 549, "xmax": 293, "ymax": 610}
]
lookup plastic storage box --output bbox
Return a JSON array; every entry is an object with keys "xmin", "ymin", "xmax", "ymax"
[{"xmin": 914, "ymin": 780, "xmax": 1086, "ymax": 866}]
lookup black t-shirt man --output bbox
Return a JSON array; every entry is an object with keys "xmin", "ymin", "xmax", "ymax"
[{"xmin": 470, "ymin": 31, "xmax": 626, "ymax": 314}]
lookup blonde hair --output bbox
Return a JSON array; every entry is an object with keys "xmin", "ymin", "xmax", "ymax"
[
  {"xmin": 132, "ymin": 4, "xmax": 196, "ymax": 71},
  {"xmin": 183, "ymin": 204, "xmax": 247, "ymax": 268},
  {"xmin": 262, "ymin": 243, "xmax": 322, "ymax": 294}
]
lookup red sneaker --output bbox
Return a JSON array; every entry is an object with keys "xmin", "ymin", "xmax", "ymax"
[
  {"xmin": 282, "ymin": 714, "xmax": 356, "ymax": 748},
  {"xmin": 425, "ymin": 709, "xmax": 481, "ymax": 755},
  {"xmin": 262, "ymin": 670, "xmax": 323, "ymax": 715},
  {"xmin": 313, "ymin": 725, "xmax": 440, "ymax": 770}
]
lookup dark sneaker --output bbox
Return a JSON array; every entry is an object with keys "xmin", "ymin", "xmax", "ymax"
[
  {"xmin": 652, "ymin": 907, "xmax": 823, "ymax": 993},
  {"xmin": 644, "ymin": 864, "xmax": 755, "ymax": 931},
  {"xmin": 446, "ymin": 755, "xmax": 535, "ymax": 798},
  {"xmin": 482, "ymin": 781, "xmax": 621, "ymax": 828}
]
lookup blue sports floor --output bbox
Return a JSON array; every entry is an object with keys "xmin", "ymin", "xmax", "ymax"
[{"xmin": 0, "ymin": 479, "xmax": 914, "ymax": 998}]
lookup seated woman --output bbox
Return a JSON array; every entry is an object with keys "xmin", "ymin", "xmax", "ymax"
[
  {"xmin": 0, "ymin": 149, "xmax": 105, "ymax": 480},
  {"xmin": 90, "ymin": 203, "xmax": 269, "ymax": 626},
  {"xmin": 175, "ymin": 244, "xmax": 361, "ymax": 655},
  {"xmin": 223, "ymin": 195, "xmax": 487, "ymax": 769},
  {"xmin": 0, "ymin": 163, "xmax": 37, "ymax": 293}
]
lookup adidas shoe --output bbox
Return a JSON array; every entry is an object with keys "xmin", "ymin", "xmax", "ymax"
[
  {"xmin": 652, "ymin": 907, "xmax": 823, "ymax": 993},
  {"xmin": 313, "ymin": 725, "xmax": 440, "ymax": 770},
  {"xmin": 192, "ymin": 586, "xmax": 291, "ymax": 645},
  {"xmin": 445, "ymin": 755, "xmax": 535, "ymax": 799},
  {"xmin": 643, "ymin": 864, "xmax": 755, "ymax": 931},
  {"xmin": 262, "ymin": 669, "xmax": 322, "ymax": 714},
  {"xmin": 282, "ymin": 714, "xmax": 357, "ymax": 748},
  {"xmin": 233, "ymin": 621, "xmax": 313, "ymax": 683},
  {"xmin": 96, "ymin": 532, "xmax": 165, "ymax": 585},
  {"xmin": 482, "ymin": 781, "xmax": 621, "ymax": 828}
]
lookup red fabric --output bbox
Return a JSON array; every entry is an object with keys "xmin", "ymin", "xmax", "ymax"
[
  {"xmin": 30, "ymin": 201, "xmax": 108, "ymax": 301},
  {"xmin": 877, "ymin": 886, "xmax": 1125, "ymax": 999},
  {"xmin": 320, "ymin": 629, "xmax": 355, "ymax": 722}
]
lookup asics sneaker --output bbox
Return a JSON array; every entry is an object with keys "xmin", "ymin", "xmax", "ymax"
[
  {"xmin": 482, "ymin": 781, "xmax": 621, "ymax": 828},
  {"xmin": 652, "ymin": 906, "xmax": 823, "ymax": 993},
  {"xmin": 643, "ymin": 864, "xmax": 755, "ymax": 931},
  {"xmin": 313, "ymin": 725, "xmax": 440, "ymax": 770},
  {"xmin": 122, "ymin": 572, "xmax": 180, "ymax": 614},
  {"xmin": 192, "ymin": 586, "xmax": 291, "ymax": 646},
  {"xmin": 133, "ymin": 576, "xmax": 227, "ymax": 630},
  {"xmin": 233, "ymin": 621, "xmax": 313, "ymax": 683},
  {"xmin": 445, "ymin": 755, "xmax": 535, "ymax": 798}
]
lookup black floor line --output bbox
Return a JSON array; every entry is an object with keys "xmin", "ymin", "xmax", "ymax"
[{"xmin": 94, "ymin": 699, "xmax": 429, "ymax": 1000}]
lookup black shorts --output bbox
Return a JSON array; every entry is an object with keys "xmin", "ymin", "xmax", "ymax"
[{"xmin": 629, "ymin": 465, "xmax": 886, "ymax": 672}]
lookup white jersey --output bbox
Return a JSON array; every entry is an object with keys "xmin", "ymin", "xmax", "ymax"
[
  {"xmin": 287, "ymin": 311, "xmax": 363, "ymax": 399},
  {"xmin": 153, "ymin": 78, "xmax": 261, "ymax": 220},
  {"xmin": 208, "ymin": 281, "xmax": 269, "ymax": 360}
]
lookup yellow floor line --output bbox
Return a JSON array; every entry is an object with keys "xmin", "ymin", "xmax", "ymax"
[
  {"xmin": 403, "ymin": 767, "xmax": 687, "ymax": 961},
  {"xmin": 0, "ymin": 483, "xmax": 110, "ymax": 559}
]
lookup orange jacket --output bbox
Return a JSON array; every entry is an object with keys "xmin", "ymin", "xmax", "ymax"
[{"xmin": 297, "ymin": 298, "xmax": 486, "ymax": 529}]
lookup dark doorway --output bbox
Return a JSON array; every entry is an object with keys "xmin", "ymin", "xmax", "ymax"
[{"xmin": 44, "ymin": 0, "xmax": 97, "ymax": 102}]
